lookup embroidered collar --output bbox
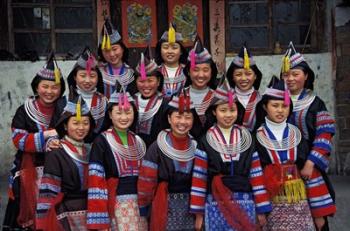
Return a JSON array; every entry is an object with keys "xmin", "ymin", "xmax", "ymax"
[
  {"xmin": 206, "ymin": 125, "xmax": 252, "ymax": 159},
  {"xmin": 103, "ymin": 128, "xmax": 146, "ymax": 161},
  {"xmin": 256, "ymin": 123, "xmax": 301, "ymax": 151},
  {"xmin": 24, "ymin": 97, "xmax": 52, "ymax": 128},
  {"xmin": 61, "ymin": 136, "xmax": 90, "ymax": 164},
  {"xmin": 100, "ymin": 63, "xmax": 134, "ymax": 86},
  {"xmin": 135, "ymin": 92, "xmax": 163, "ymax": 122},
  {"xmin": 187, "ymin": 86, "xmax": 214, "ymax": 115},
  {"xmin": 292, "ymin": 89, "xmax": 316, "ymax": 112},
  {"xmin": 157, "ymin": 129, "xmax": 197, "ymax": 162}
]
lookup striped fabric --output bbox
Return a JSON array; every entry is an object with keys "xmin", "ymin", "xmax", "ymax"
[
  {"xmin": 190, "ymin": 150, "xmax": 208, "ymax": 213},
  {"xmin": 249, "ymin": 151, "xmax": 272, "ymax": 214},
  {"xmin": 137, "ymin": 160, "xmax": 158, "ymax": 215},
  {"xmin": 36, "ymin": 173, "xmax": 62, "ymax": 229},
  {"xmin": 87, "ymin": 162, "xmax": 110, "ymax": 229},
  {"xmin": 12, "ymin": 128, "xmax": 45, "ymax": 153},
  {"xmin": 305, "ymin": 170, "xmax": 336, "ymax": 217}
]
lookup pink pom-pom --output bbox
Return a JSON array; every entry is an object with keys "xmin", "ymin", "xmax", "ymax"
[
  {"xmin": 284, "ymin": 82, "xmax": 290, "ymax": 106},
  {"xmin": 228, "ymin": 91, "xmax": 234, "ymax": 108},
  {"xmin": 124, "ymin": 93, "xmax": 131, "ymax": 111},
  {"xmin": 118, "ymin": 93, "xmax": 123, "ymax": 111},
  {"xmin": 86, "ymin": 56, "xmax": 93, "ymax": 77}
]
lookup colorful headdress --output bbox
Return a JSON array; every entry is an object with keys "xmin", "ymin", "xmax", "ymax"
[
  {"xmin": 109, "ymin": 89, "xmax": 134, "ymax": 111},
  {"xmin": 213, "ymin": 77, "xmax": 236, "ymax": 108},
  {"xmin": 135, "ymin": 46, "xmax": 159, "ymax": 80},
  {"xmin": 227, "ymin": 45, "xmax": 262, "ymax": 90},
  {"xmin": 67, "ymin": 47, "xmax": 104, "ymax": 94},
  {"xmin": 187, "ymin": 36, "xmax": 212, "ymax": 70},
  {"xmin": 31, "ymin": 52, "xmax": 66, "ymax": 96},
  {"xmin": 99, "ymin": 18, "xmax": 122, "ymax": 50},
  {"xmin": 281, "ymin": 41, "xmax": 315, "ymax": 90},
  {"xmin": 263, "ymin": 76, "xmax": 290, "ymax": 106},
  {"xmin": 160, "ymin": 22, "xmax": 184, "ymax": 43},
  {"xmin": 55, "ymin": 93, "xmax": 92, "ymax": 138},
  {"xmin": 168, "ymin": 91, "xmax": 194, "ymax": 114}
]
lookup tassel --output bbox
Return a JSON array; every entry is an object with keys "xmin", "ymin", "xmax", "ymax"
[
  {"xmin": 106, "ymin": 34, "xmax": 111, "ymax": 50},
  {"xmin": 185, "ymin": 94, "xmax": 191, "ymax": 112},
  {"xmin": 178, "ymin": 94, "xmax": 185, "ymax": 114},
  {"xmin": 76, "ymin": 98, "xmax": 81, "ymax": 121},
  {"xmin": 243, "ymin": 47, "xmax": 250, "ymax": 70},
  {"xmin": 168, "ymin": 23, "xmax": 176, "ymax": 44},
  {"xmin": 283, "ymin": 179, "xmax": 307, "ymax": 203},
  {"xmin": 101, "ymin": 34, "xmax": 107, "ymax": 50},
  {"xmin": 228, "ymin": 91, "xmax": 234, "ymax": 108},
  {"xmin": 86, "ymin": 56, "xmax": 93, "ymax": 77},
  {"xmin": 282, "ymin": 55, "xmax": 290, "ymax": 73},
  {"xmin": 140, "ymin": 53, "xmax": 147, "ymax": 81},
  {"xmin": 190, "ymin": 50, "xmax": 196, "ymax": 70},
  {"xmin": 123, "ymin": 93, "xmax": 131, "ymax": 111},
  {"xmin": 54, "ymin": 67, "xmax": 61, "ymax": 84},
  {"xmin": 284, "ymin": 81, "xmax": 290, "ymax": 106}
]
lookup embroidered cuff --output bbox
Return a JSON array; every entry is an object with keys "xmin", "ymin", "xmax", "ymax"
[{"xmin": 308, "ymin": 150, "xmax": 329, "ymax": 171}]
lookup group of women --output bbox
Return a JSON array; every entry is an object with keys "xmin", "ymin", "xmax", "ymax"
[{"xmin": 3, "ymin": 19, "xmax": 336, "ymax": 231}]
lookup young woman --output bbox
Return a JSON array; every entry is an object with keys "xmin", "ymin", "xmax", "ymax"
[
  {"xmin": 255, "ymin": 77, "xmax": 318, "ymax": 230},
  {"xmin": 226, "ymin": 46, "xmax": 262, "ymax": 132},
  {"xmin": 98, "ymin": 18, "xmax": 136, "ymax": 98},
  {"xmin": 50, "ymin": 47, "xmax": 107, "ymax": 140},
  {"xmin": 36, "ymin": 96, "xmax": 94, "ymax": 230},
  {"xmin": 155, "ymin": 23, "xmax": 188, "ymax": 99},
  {"xmin": 3, "ymin": 53, "xmax": 65, "ymax": 230},
  {"xmin": 134, "ymin": 48, "xmax": 168, "ymax": 147},
  {"xmin": 199, "ymin": 79, "xmax": 271, "ymax": 230},
  {"xmin": 184, "ymin": 37, "xmax": 218, "ymax": 139},
  {"xmin": 87, "ymin": 90, "xmax": 147, "ymax": 230},
  {"xmin": 137, "ymin": 93, "xmax": 207, "ymax": 231},
  {"xmin": 281, "ymin": 42, "xmax": 336, "ymax": 230}
]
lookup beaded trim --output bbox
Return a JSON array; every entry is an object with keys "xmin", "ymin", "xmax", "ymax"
[
  {"xmin": 206, "ymin": 125, "xmax": 252, "ymax": 159},
  {"xmin": 136, "ymin": 93, "xmax": 163, "ymax": 122},
  {"xmin": 186, "ymin": 87, "xmax": 214, "ymax": 116},
  {"xmin": 101, "ymin": 66, "xmax": 134, "ymax": 86},
  {"xmin": 292, "ymin": 90, "xmax": 316, "ymax": 112},
  {"xmin": 104, "ymin": 130, "xmax": 146, "ymax": 161},
  {"xmin": 256, "ymin": 123, "xmax": 301, "ymax": 151},
  {"xmin": 24, "ymin": 97, "xmax": 51, "ymax": 128},
  {"xmin": 157, "ymin": 130, "xmax": 197, "ymax": 162},
  {"xmin": 61, "ymin": 137, "xmax": 90, "ymax": 164}
]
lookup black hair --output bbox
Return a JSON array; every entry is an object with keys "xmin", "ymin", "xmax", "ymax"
[
  {"xmin": 183, "ymin": 59, "xmax": 218, "ymax": 90},
  {"xmin": 97, "ymin": 41, "xmax": 129, "ymax": 65},
  {"xmin": 226, "ymin": 62, "xmax": 262, "ymax": 90},
  {"xmin": 154, "ymin": 40, "xmax": 188, "ymax": 65},
  {"xmin": 31, "ymin": 75, "xmax": 66, "ymax": 98}
]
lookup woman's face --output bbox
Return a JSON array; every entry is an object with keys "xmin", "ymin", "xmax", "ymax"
[
  {"xmin": 232, "ymin": 68, "xmax": 256, "ymax": 91},
  {"xmin": 136, "ymin": 76, "xmax": 160, "ymax": 98},
  {"xmin": 168, "ymin": 111, "xmax": 194, "ymax": 137},
  {"xmin": 109, "ymin": 105, "xmax": 134, "ymax": 131},
  {"xmin": 102, "ymin": 44, "xmax": 124, "ymax": 67},
  {"xmin": 36, "ymin": 80, "xmax": 61, "ymax": 106},
  {"xmin": 161, "ymin": 42, "xmax": 181, "ymax": 67},
  {"xmin": 65, "ymin": 116, "xmax": 90, "ymax": 142},
  {"xmin": 213, "ymin": 103, "xmax": 238, "ymax": 129},
  {"xmin": 189, "ymin": 63, "xmax": 212, "ymax": 90},
  {"xmin": 264, "ymin": 100, "xmax": 290, "ymax": 123},
  {"xmin": 75, "ymin": 69, "xmax": 98, "ymax": 92},
  {"xmin": 282, "ymin": 68, "xmax": 307, "ymax": 95}
]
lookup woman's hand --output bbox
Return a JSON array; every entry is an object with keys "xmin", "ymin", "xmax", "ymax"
[
  {"xmin": 195, "ymin": 213, "xmax": 204, "ymax": 231},
  {"xmin": 314, "ymin": 216, "xmax": 325, "ymax": 231},
  {"xmin": 257, "ymin": 213, "xmax": 267, "ymax": 227},
  {"xmin": 46, "ymin": 138, "xmax": 61, "ymax": 151},
  {"xmin": 300, "ymin": 160, "xmax": 314, "ymax": 180},
  {"xmin": 43, "ymin": 129, "xmax": 58, "ymax": 139}
]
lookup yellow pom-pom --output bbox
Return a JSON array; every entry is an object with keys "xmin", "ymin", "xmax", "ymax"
[
  {"xmin": 106, "ymin": 35, "xmax": 111, "ymax": 50},
  {"xmin": 168, "ymin": 24, "xmax": 176, "ymax": 44},
  {"xmin": 243, "ymin": 47, "xmax": 250, "ymax": 70},
  {"xmin": 76, "ymin": 99, "xmax": 81, "ymax": 121},
  {"xmin": 54, "ymin": 67, "xmax": 60, "ymax": 84},
  {"xmin": 101, "ymin": 34, "xmax": 107, "ymax": 50}
]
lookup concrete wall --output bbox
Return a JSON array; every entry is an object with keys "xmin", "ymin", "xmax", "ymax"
[{"xmin": 0, "ymin": 53, "xmax": 337, "ymax": 176}]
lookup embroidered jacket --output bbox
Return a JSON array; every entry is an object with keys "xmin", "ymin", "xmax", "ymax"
[
  {"xmin": 159, "ymin": 64, "xmax": 186, "ymax": 99},
  {"xmin": 236, "ymin": 90, "xmax": 261, "ymax": 132}
]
